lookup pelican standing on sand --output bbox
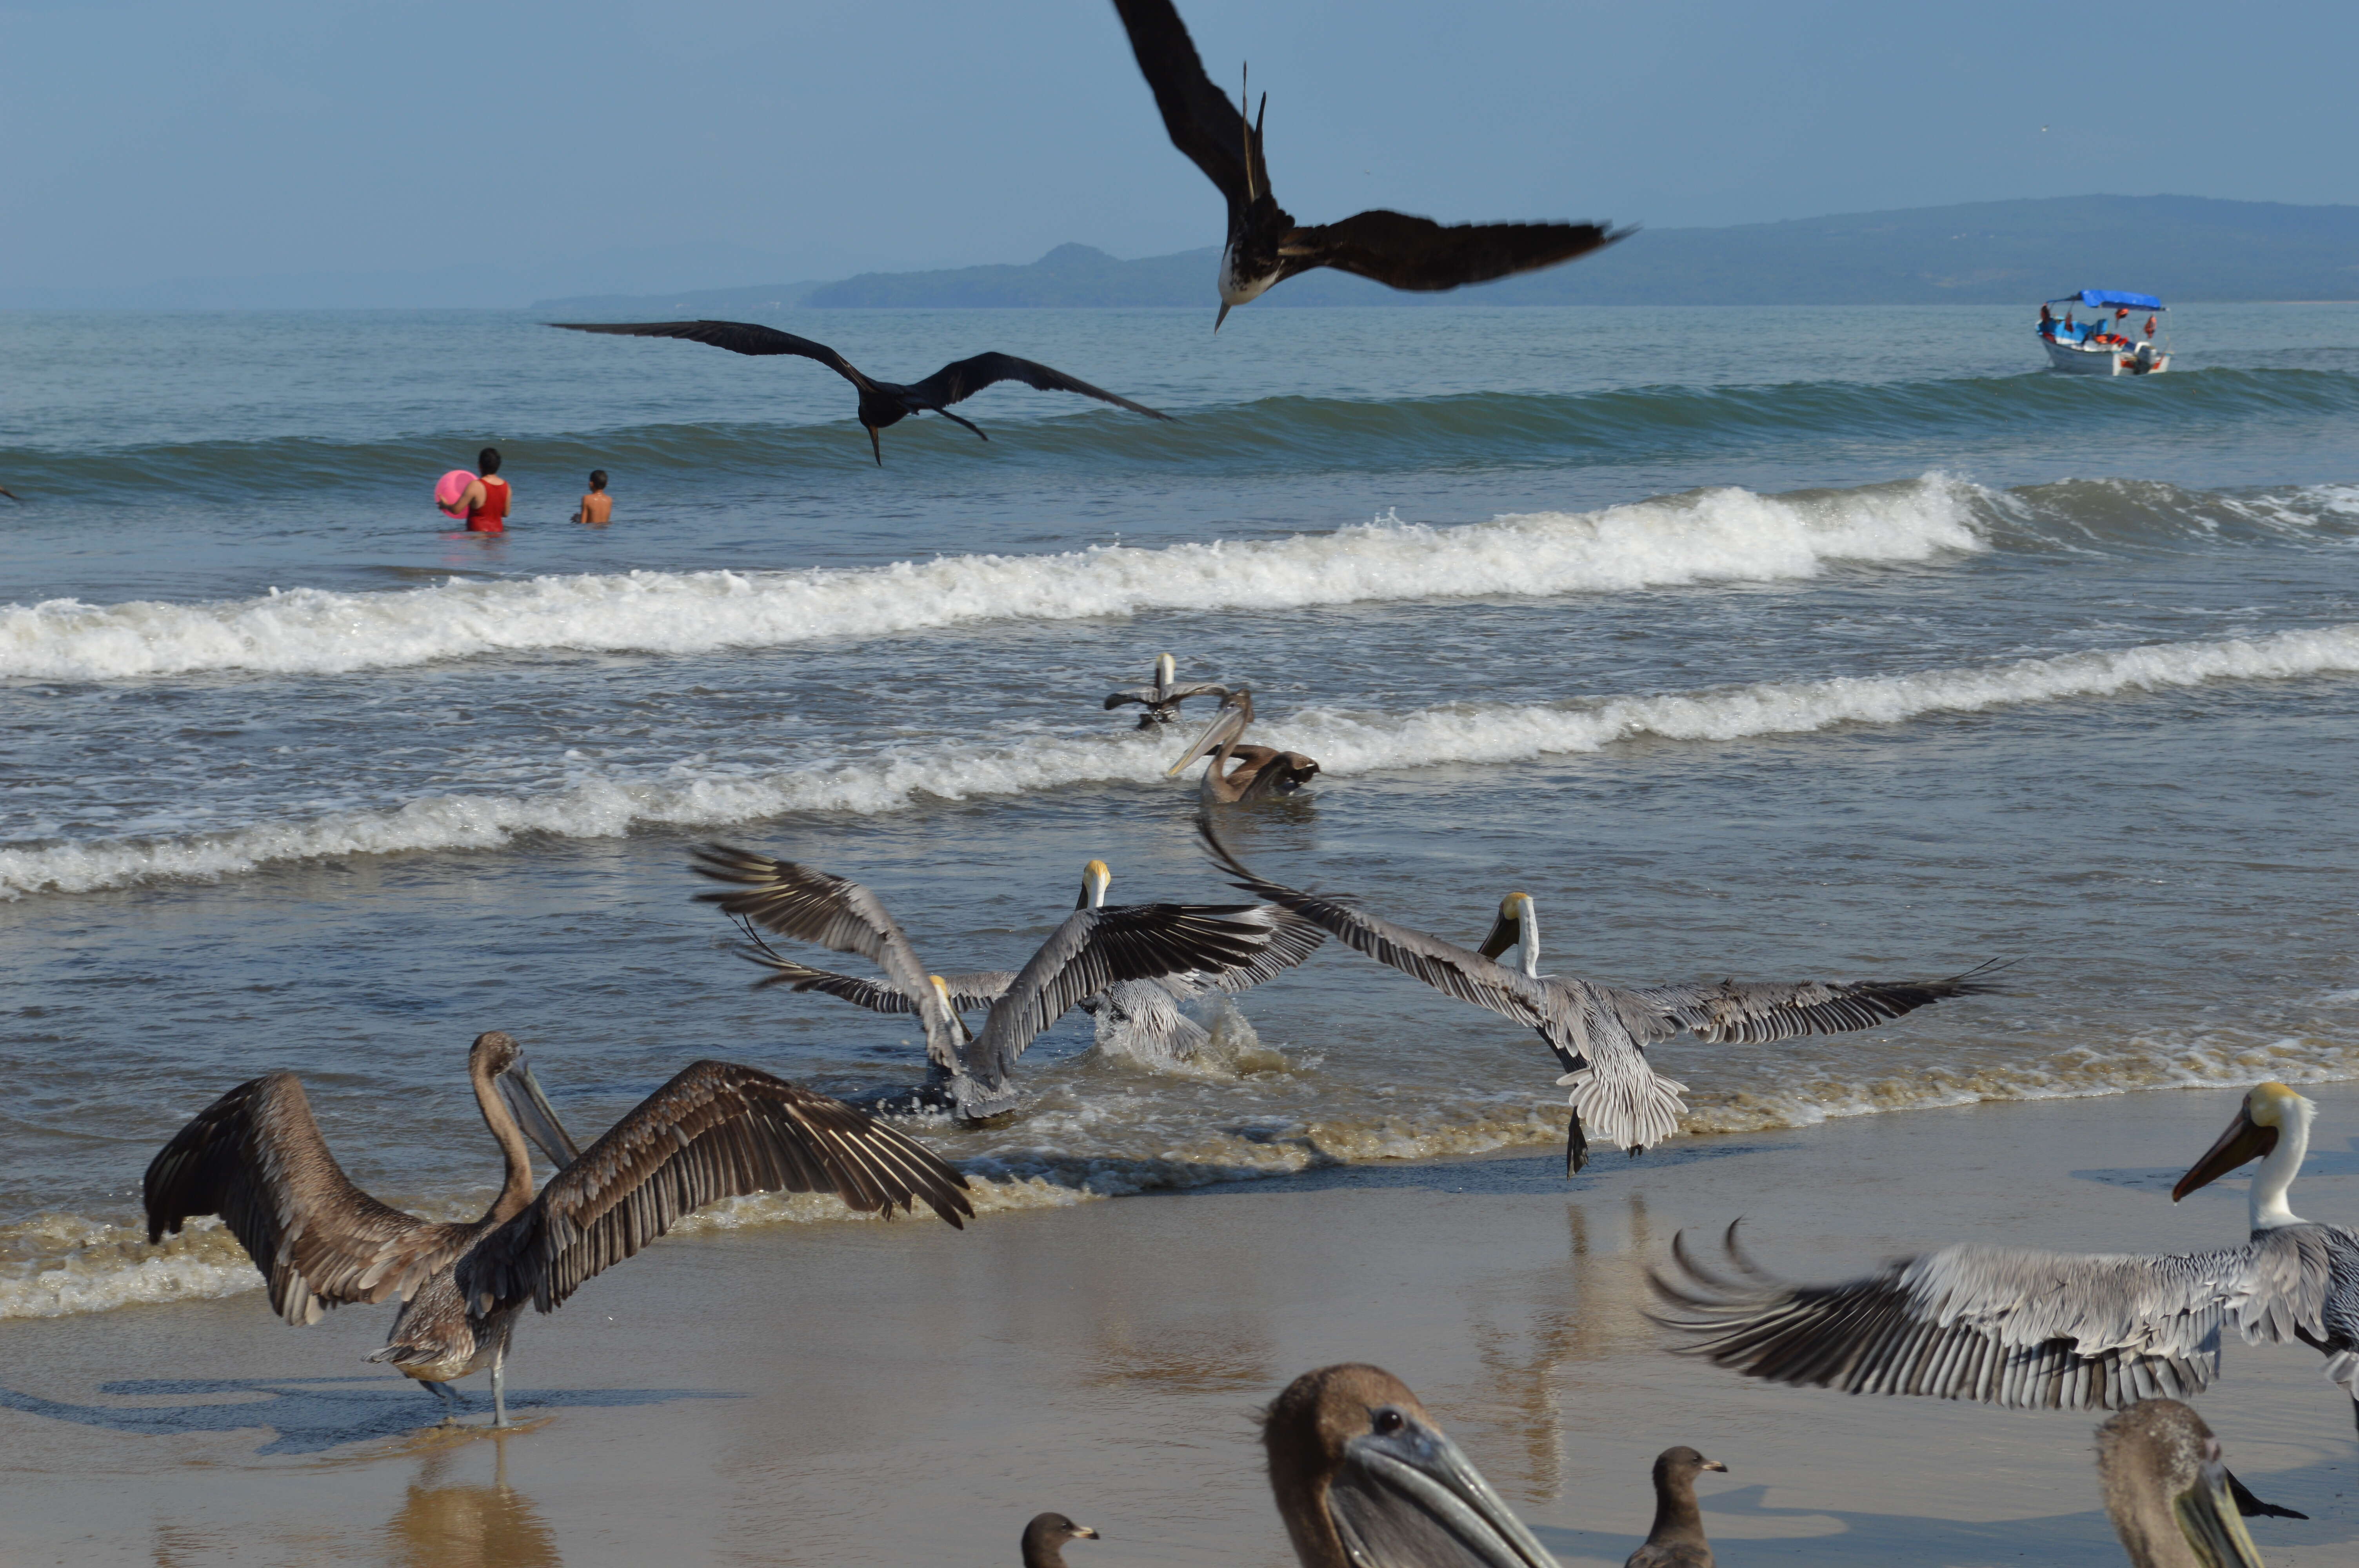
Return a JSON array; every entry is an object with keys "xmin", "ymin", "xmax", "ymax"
[
  {"xmin": 692, "ymin": 846, "xmax": 1318, "ymax": 1110},
  {"xmin": 1103, "ymin": 653, "xmax": 1232, "ymax": 729},
  {"xmin": 1203, "ymin": 818, "xmax": 1994, "ymax": 1172},
  {"xmin": 1626, "ymin": 1447, "xmax": 1726, "ymax": 1568},
  {"xmin": 2098, "ymin": 1401, "xmax": 2268, "ymax": 1568},
  {"xmin": 550, "ymin": 321, "xmax": 1170, "ymax": 465},
  {"xmin": 1261, "ymin": 1363, "xmax": 1558, "ymax": 1568},
  {"xmin": 143, "ymin": 1031, "xmax": 972, "ymax": 1427},
  {"xmin": 1167, "ymin": 690, "xmax": 1321, "ymax": 802},
  {"xmin": 1110, "ymin": 0, "xmax": 1627, "ymax": 327}
]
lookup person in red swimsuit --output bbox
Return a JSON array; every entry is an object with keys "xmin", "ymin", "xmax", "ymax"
[{"xmin": 454, "ymin": 447, "xmax": 512, "ymax": 533}]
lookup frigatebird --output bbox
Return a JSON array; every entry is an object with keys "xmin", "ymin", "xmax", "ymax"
[
  {"xmin": 1110, "ymin": 0, "xmax": 1629, "ymax": 326},
  {"xmin": 549, "ymin": 321, "xmax": 1171, "ymax": 464}
]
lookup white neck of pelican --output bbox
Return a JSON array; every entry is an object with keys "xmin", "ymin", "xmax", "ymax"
[
  {"xmin": 1154, "ymin": 652, "xmax": 1176, "ymax": 690},
  {"xmin": 2250, "ymin": 1085, "xmax": 2313, "ymax": 1230},
  {"xmin": 1481, "ymin": 893, "xmax": 1540, "ymax": 976},
  {"xmin": 1080, "ymin": 859, "xmax": 1111, "ymax": 910}
]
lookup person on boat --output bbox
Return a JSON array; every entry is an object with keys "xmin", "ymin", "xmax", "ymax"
[
  {"xmin": 2038, "ymin": 303, "xmax": 2057, "ymax": 338},
  {"xmin": 2144, "ymin": 314, "xmax": 2159, "ymax": 339}
]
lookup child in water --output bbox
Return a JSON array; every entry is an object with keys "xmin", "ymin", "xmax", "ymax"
[{"xmin": 574, "ymin": 470, "xmax": 613, "ymax": 526}]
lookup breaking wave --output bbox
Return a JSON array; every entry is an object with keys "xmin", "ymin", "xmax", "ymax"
[{"xmin": 7, "ymin": 621, "xmax": 2355, "ymax": 898}]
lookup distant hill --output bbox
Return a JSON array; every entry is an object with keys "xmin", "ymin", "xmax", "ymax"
[{"xmin": 533, "ymin": 196, "xmax": 2359, "ymax": 314}]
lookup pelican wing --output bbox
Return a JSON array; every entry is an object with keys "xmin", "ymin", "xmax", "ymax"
[
  {"xmin": 1199, "ymin": 819, "xmax": 1544, "ymax": 1027},
  {"xmin": 1161, "ymin": 681, "xmax": 1233, "ymax": 702},
  {"xmin": 1653, "ymin": 1221, "xmax": 2348, "ymax": 1411},
  {"xmin": 1627, "ymin": 962, "xmax": 2004, "ymax": 1045},
  {"xmin": 461, "ymin": 1062, "xmax": 972, "ymax": 1314},
  {"xmin": 142, "ymin": 1073, "xmax": 468, "ymax": 1325},
  {"xmin": 1109, "ymin": 0, "xmax": 1272, "ymax": 216},
  {"xmin": 902, "ymin": 352, "xmax": 1171, "ymax": 421},
  {"xmin": 1104, "ymin": 686, "xmax": 1163, "ymax": 710},
  {"xmin": 691, "ymin": 845, "xmax": 967, "ymax": 1072},
  {"xmin": 1281, "ymin": 211, "xmax": 1628, "ymax": 293},
  {"xmin": 970, "ymin": 902, "xmax": 1281, "ymax": 1080},
  {"xmin": 549, "ymin": 320, "xmax": 868, "ymax": 388},
  {"xmin": 1159, "ymin": 904, "xmax": 1328, "ymax": 995}
]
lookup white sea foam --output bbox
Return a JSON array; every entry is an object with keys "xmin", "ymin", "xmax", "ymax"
[
  {"xmin": 5, "ymin": 621, "xmax": 2354, "ymax": 898},
  {"xmin": 0, "ymin": 475, "xmax": 1985, "ymax": 681}
]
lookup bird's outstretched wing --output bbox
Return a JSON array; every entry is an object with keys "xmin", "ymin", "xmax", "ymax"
[
  {"xmin": 461, "ymin": 1062, "xmax": 971, "ymax": 1314},
  {"xmin": 1280, "ymin": 211, "xmax": 1628, "ymax": 293},
  {"xmin": 1652, "ymin": 1220, "xmax": 2347, "ymax": 1410},
  {"xmin": 903, "ymin": 353, "xmax": 1172, "ymax": 420},
  {"xmin": 1161, "ymin": 904, "xmax": 1327, "ymax": 995},
  {"xmin": 1109, "ymin": 0, "xmax": 1272, "ymax": 217},
  {"xmin": 733, "ymin": 935, "xmax": 1015, "ymax": 1014},
  {"xmin": 1161, "ymin": 681, "xmax": 1234, "ymax": 702},
  {"xmin": 551, "ymin": 320, "xmax": 869, "ymax": 388},
  {"xmin": 143, "ymin": 1073, "xmax": 468, "ymax": 1325},
  {"xmin": 692, "ymin": 846, "xmax": 966, "ymax": 1071},
  {"xmin": 1625, "ymin": 962, "xmax": 2005, "ymax": 1045},
  {"xmin": 1104, "ymin": 686, "xmax": 1163, "ymax": 710}
]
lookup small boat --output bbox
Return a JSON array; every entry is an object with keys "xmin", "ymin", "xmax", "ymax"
[{"xmin": 2039, "ymin": 289, "xmax": 2170, "ymax": 376}]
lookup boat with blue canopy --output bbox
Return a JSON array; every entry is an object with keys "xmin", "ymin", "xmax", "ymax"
[{"xmin": 2037, "ymin": 289, "xmax": 2170, "ymax": 375}]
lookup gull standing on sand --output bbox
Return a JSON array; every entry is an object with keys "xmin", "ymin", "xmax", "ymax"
[
  {"xmin": 2098, "ymin": 1401, "xmax": 2269, "ymax": 1568},
  {"xmin": 1103, "ymin": 652, "xmax": 1232, "ymax": 729},
  {"xmin": 550, "ymin": 321, "xmax": 1170, "ymax": 465},
  {"xmin": 1108, "ymin": 0, "xmax": 1627, "ymax": 327},
  {"xmin": 1652, "ymin": 1082, "xmax": 2359, "ymax": 1503},
  {"xmin": 143, "ymin": 1031, "xmax": 972, "ymax": 1427},
  {"xmin": 1202, "ymin": 817, "xmax": 1994, "ymax": 1172},
  {"xmin": 692, "ymin": 846, "xmax": 1320, "ymax": 1107},
  {"xmin": 1625, "ymin": 1447, "xmax": 1726, "ymax": 1568},
  {"xmin": 1167, "ymin": 691, "xmax": 1321, "ymax": 803}
]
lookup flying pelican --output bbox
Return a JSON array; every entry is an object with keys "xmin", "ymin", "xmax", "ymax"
[
  {"xmin": 143, "ymin": 1031, "xmax": 971, "ymax": 1427},
  {"xmin": 2098, "ymin": 1401, "xmax": 2268, "ymax": 1568},
  {"xmin": 1650, "ymin": 1082, "xmax": 2358, "ymax": 1494},
  {"xmin": 1166, "ymin": 691, "xmax": 1321, "ymax": 803},
  {"xmin": 1263, "ymin": 1363, "xmax": 1556, "ymax": 1568},
  {"xmin": 1103, "ymin": 653, "xmax": 1233, "ymax": 729},
  {"xmin": 1626, "ymin": 1447, "xmax": 1727, "ymax": 1568},
  {"xmin": 550, "ymin": 321, "xmax": 1170, "ymax": 464},
  {"xmin": 691, "ymin": 846, "xmax": 1316, "ymax": 1113},
  {"xmin": 1109, "ymin": 0, "xmax": 1628, "ymax": 327},
  {"xmin": 1021, "ymin": 1514, "xmax": 1100, "ymax": 1568},
  {"xmin": 1203, "ymin": 817, "xmax": 1996, "ymax": 1172}
]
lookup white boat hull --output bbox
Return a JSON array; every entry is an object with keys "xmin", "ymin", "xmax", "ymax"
[{"xmin": 2043, "ymin": 336, "xmax": 2168, "ymax": 376}]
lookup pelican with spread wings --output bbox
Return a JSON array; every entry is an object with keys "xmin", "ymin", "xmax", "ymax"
[
  {"xmin": 1104, "ymin": 653, "xmax": 1233, "ymax": 730},
  {"xmin": 1201, "ymin": 817, "xmax": 1996, "ymax": 1172},
  {"xmin": 143, "ymin": 1030, "xmax": 972, "ymax": 1427},
  {"xmin": 551, "ymin": 321, "xmax": 1170, "ymax": 464}
]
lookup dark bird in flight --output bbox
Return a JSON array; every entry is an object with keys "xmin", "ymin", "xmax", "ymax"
[
  {"xmin": 1110, "ymin": 0, "xmax": 1629, "ymax": 326},
  {"xmin": 550, "ymin": 320, "xmax": 1171, "ymax": 464}
]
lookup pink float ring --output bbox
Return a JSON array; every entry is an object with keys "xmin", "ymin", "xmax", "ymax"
[{"xmin": 435, "ymin": 470, "xmax": 477, "ymax": 519}]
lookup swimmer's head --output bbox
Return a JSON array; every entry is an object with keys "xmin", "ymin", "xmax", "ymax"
[
  {"xmin": 479, "ymin": 447, "xmax": 502, "ymax": 475},
  {"xmin": 588, "ymin": 470, "xmax": 607, "ymax": 491}
]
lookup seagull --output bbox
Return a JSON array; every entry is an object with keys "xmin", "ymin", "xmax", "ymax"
[
  {"xmin": 1202, "ymin": 816, "xmax": 1995, "ymax": 1172},
  {"xmin": 549, "ymin": 321, "xmax": 1170, "ymax": 464},
  {"xmin": 1109, "ymin": 0, "xmax": 1628, "ymax": 326},
  {"xmin": 2097, "ymin": 1402, "xmax": 2268, "ymax": 1568},
  {"xmin": 1021, "ymin": 1514, "xmax": 1100, "ymax": 1568},
  {"xmin": 1626, "ymin": 1447, "xmax": 1727, "ymax": 1568},
  {"xmin": 1103, "ymin": 652, "xmax": 1233, "ymax": 729}
]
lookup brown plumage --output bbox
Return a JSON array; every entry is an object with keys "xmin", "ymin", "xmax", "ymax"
[
  {"xmin": 144, "ymin": 1031, "xmax": 971, "ymax": 1425},
  {"xmin": 2096, "ymin": 1401, "xmax": 2268, "ymax": 1568},
  {"xmin": 1262, "ymin": 1364, "xmax": 1556, "ymax": 1568},
  {"xmin": 1625, "ymin": 1446, "xmax": 1725, "ymax": 1568},
  {"xmin": 1165, "ymin": 690, "xmax": 1320, "ymax": 803},
  {"xmin": 1020, "ymin": 1513, "xmax": 1100, "ymax": 1568}
]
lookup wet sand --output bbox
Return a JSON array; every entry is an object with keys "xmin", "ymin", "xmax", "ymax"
[{"xmin": 2, "ymin": 1079, "xmax": 2355, "ymax": 1567}]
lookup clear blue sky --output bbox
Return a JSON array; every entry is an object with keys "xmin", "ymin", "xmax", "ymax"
[{"xmin": 3, "ymin": 0, "xmax": 2353, "ymax": 293}]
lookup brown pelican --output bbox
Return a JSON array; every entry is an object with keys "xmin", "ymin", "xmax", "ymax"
[
  {"xmin": 1109, "ymin": 0, "xmax": 1627, "ymax": 327},
  {"xmin": 692, "ymin": 846, "xmax": 1318, "ymax": 1112},
  {"xmin": 1021, "ymin": 1514, "xmax": 1100, "ymax": 1568},
  {"xmin": 2098, "ymin": 1401, "xmax": 2268, "ymax": 1568},
  {"xmin": 550, "ymin": 321, "xmax": 1170, "ymax": 465},
  {"xmin": 1626, "ymin": 1447, "xmax": 1726, "ymax": 1568},
  {"xmin": 1262, "ymin": 1363, "xmax": 1556, "ymax": 1568},
  {"xmin": 143, "ymin": 1030, "xmax": 971, "ymax": 1427},
  {"xmin": 1203, "ymin": 817, "xmax": 1995, "ymax": 1172},
  {"xmin": 1166, "ymin": 691, "xmax": 1321, "ymax": 803},
  {"xmin": 1651, "ymin": 1082, "xmax": 2358, "ymax": 1503},
  {"xmin": 1103, "ymin": 652, "xmax": 1232, "ymax": 729}
]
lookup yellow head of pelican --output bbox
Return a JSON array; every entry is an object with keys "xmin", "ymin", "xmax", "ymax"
[
  {"xmin": 1478, "ymin": 892, "xmax": 1538, "ymax": 969},
  {"xmin": 2172, "ymin": 1081, "xmax": 2311, "ymax": 1204},
  {"xmin": 1076, "ymin": 859, "xmax": 1112, "ymax": 909}
]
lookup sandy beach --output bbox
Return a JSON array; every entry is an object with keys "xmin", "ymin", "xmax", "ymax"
[{"xmin": 1, "ymin": 1078, "xmax": 2352, "ymax": 1566}]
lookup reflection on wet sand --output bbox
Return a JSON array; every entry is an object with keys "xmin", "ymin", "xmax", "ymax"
[{"xmin": 384, "ymin": 1434, "xmax": 558, "ymax": 1568}]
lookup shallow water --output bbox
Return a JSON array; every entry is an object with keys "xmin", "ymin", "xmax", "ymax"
[{"xmin": 4, "ymin": 301, "xmax": 2357, "ymax": 1318}]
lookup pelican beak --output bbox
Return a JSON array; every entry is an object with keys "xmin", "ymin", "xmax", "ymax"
[
  {"xmin": 2172, "ymin": 1093, "xmax": 2279, "ymax": 1203},
  {"xmin": 1167, "ymin": 702, "xmax": 1245, "ymax": 777},
  {"xmin": 1076, "ymin": 859, "xmax": 1112, "ymax": 909},
  {"xmin": 866, "ymin": 424, "xmax": 883, "ymax": 466},
  {"xmin": 2178, "ymin": 1441, "xmax": 2268, "ymax": 1568},
  {"xmin": 1478, "ymin": 893, "xmax": 1529, "ymax": 961},
  {"xmin": 1327, "ymin": 1408, "xmax": 1557, "ymax": 1568},
  {"xmin": 498, "ymin": 1056, "xmax": 584, "ymax": 1167}
]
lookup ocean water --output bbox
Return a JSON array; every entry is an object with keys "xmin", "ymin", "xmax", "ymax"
[{"xmin": 4, "ymin": 301, "xmax": 2357, "ymax": 1320}]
